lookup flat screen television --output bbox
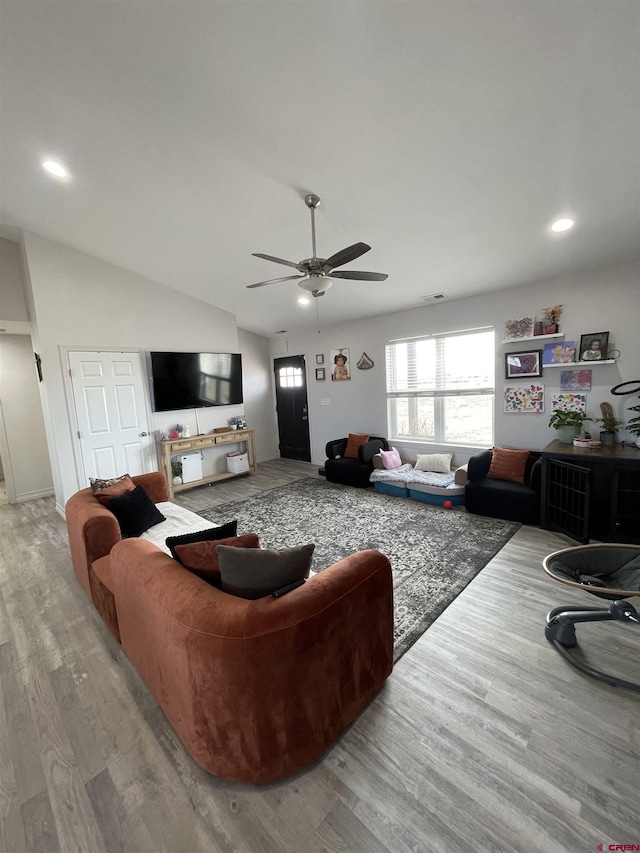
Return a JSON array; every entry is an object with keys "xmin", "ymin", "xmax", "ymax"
[{"xmin": 150, "ymin": 351, "xmax": 243, "ymax": 412}]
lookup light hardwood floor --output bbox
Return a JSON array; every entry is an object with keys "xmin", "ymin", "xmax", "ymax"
[{"xmin": 1, "ymin": 460, "xmax": 639, "ymax": 852}]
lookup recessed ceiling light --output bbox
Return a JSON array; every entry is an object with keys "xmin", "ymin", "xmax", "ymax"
[
  {"xmin": 550, "ymin": 217, "xmax": 576, "ymax": 233},
  {"xmin": 42, "ymin": 159, "xmax": 69, "ymax": 178},
  {"xmin": 298, "ymin": 296, "xmax": 310, "ymax": 306}
]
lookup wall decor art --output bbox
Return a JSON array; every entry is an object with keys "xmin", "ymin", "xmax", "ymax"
[
  {"xmin": 357, "ymin": 352, "xmax": 374, "ymax": 370},
  {"xmin": 315, "ymin": 354, "xmax": 324, "ymax": 365},
  {"xmin": 578, "ymin": 331, "xmax": 609, "ymax": 361},
  {"xmin": 330, "ymin": 348, "xmax": 350, "ymax": 381},
  {"xmin": 543, "ymin": 341, "xmax": 575, "ymax": 365},
  {"xmin": 551, "ymin": 393, "xmax": 587, "ymax": 414},
  {"xmin": 504, "ymin": 384, "xmax": 544, "ymax": 413},
  {"xmin": 505, "ymin": 350, "xmax": 542, "ymax": 379},
  {"xmin": 504, "ymin": 316, "xmax": 535, "ymax": 340},
  {"xmin": 560, "ymin": 369, "xmax": 592, "ymax": 392},
  {"xmin": 315, "ymin": 367, "xmax": 325, "ymax": 381}
]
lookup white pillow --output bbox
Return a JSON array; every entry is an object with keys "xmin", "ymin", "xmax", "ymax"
[{"xmin": 415, "ymin": 453, "xmax": 452, "ymax": 474}]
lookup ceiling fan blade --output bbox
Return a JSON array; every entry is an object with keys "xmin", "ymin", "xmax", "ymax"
[
  {"xmin": 252, "ymin": 253, "xmax": 300, "ymax": 270},
  {"xmin": 246, "ymin": 275, "xmax": 303, "ymax": 289},
  {"xmin": 322, "ymin": 242, "xmax": 371, "ymax": 271},
  {"xmin": 330, "ymin": 270, "xmax": 389, "ymax": 281}
]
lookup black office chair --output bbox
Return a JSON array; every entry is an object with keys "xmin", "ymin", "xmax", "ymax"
[
  {"xmin": 543, "ymin": 543, "xmax": 640, "ymax": 692},
  {"xmin": 324, "ymin": 435, "xmax": 389, "ymax": 488}
]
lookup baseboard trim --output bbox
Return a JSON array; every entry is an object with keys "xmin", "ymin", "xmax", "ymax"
[{"xmin": 15, "ymin": 487, "xmax": 55, "ymax": 503}]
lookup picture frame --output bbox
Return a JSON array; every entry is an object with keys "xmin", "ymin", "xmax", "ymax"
[
  {"xmin": 578, "ymin": 331, "xmax": 609, "ymax": 362},
  {"xmin": 315, "ymin": 354, "xmax": 324, "ymax": 365},
  {"xmin": 315, "ymin": 367, "xmax": 325, "ymax": 381},
  {"xmin": 542, "ymin": 340, "xmax": 575, "ymax": 365},
  {"xmin": 504, "ymin": 350, "xmax": 542, "ymax": 379},
  {"xmin": 330, "ymin": 348, "xmax": 351, "ymax": 381},
  {"xmin": 504, "ymin": 316, "xmax": 535, "ymax": 340}
]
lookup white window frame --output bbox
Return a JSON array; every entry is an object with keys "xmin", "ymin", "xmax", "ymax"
[{"xmin": 386, "ymin": 328, "xmax": 495, "ymax": 447}]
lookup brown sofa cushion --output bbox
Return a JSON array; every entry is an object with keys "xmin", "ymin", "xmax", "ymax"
[
  {"xmin": 217, "ymin": 543, "xmax": 315, "ymax": 599},
  {"xmin": 94, "ymin": 475, "xmax": 136, "ymax": 505},
  {"xmin": 487, "ymin": 447, "xmax": 530, "ymax": 484},
  {"xmin": 166, "ymin": 519, "xmax": 238, "ymax": 562},
  {"xmin": 174, "ymin": 534, "xmax": 260, "ymax": 587}
]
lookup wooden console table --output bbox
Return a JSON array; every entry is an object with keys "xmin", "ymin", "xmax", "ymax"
[
  {"xmin": 540, "ymin": 440, "xmax": 640, "ymax": 544},
  {"xmin": 159, "ymin": 429, "xmax": 257, "ymax": 498}
]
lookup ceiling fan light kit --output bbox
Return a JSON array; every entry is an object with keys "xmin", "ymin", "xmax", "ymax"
[{"xmin": 248, "ymin": 193, "xmax": 388, "ymax": 297}]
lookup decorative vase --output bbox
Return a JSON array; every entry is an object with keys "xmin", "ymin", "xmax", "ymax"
[
  {"xmin": 557, "ymin": 425, "xmax": 578, "ymax": 443},
  {"xmin": 600, "ymin": 431, "xmax": 615, "ymax": 446},
  {"xmin": 173, "ymin": 475, "xmax": 182, "ymax": 485},
  {"xmin": 544, "ymin": 323, "xmax": 558, "ymax": 335}
]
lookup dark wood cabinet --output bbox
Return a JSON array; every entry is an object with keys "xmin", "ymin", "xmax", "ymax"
[{"xmin": 540, "ymin": 440, "xmax": 640, "ymax": 544}]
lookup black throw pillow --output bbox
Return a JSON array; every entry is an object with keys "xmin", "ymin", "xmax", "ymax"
[
  {"xmin": 166, "ymin": 519, "xmax": 238, "ymax": 563},
  {"xmin": 107, "ymin": 485, "xmax": 166, "ymax": 538}
]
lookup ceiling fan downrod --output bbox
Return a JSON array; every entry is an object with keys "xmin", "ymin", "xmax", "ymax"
[{"xmin": 304, "ymin": 193, "xmax": 321, "ymax": 261}]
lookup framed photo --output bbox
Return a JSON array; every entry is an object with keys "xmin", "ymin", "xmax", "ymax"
[
  {"xmin": 330, "ymin": 348, "xmax": 350, "ymax": 381},
  {"xmin": 505, "ymin": 350, "xmax": 542, "ymax": 379},
  {"xmin": 504, "ymin": 316, "xmax": 535, "ymax": 340},
  {"xmin": 315, "ymin": 354, "xmax": 324, "ymax": 365},
  {"xmin": 543, "ymin": 340, "xmax": 575, "ymax": 365},
  {"xmin": 315, "ymin": 367, "xmax": 325, "ymax": 381},
  {"xmin": 578, "ymin": 331, "xmax": 609, "ymax": 362}
]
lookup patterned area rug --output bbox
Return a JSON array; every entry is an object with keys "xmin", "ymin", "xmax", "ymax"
[{"xmin": 198, "ymin": 478, "xmax": 520, "ymax": 662}]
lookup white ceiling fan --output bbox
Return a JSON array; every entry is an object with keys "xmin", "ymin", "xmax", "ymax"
[{"xmin": 247, "ymin": 193, "xmax": 388, "ymax": 298}]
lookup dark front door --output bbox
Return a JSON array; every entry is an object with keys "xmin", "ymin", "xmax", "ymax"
[{"xmin": 274, "ymin": 355, "xmax": 311, "ymax": 461}]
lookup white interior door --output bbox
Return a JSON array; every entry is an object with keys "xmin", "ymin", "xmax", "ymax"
[{"xmin": 69, "ymin": 351, "xmax": 154, "ymax": 481}]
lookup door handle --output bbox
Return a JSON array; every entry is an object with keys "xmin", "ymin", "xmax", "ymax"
[{"xmin": 139, "ymin": 431, "xmax": 149, "ymax": 437}]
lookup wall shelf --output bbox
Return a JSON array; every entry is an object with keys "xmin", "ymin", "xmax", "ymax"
[
  {"xmin": 544, "ymin": 359, "xmax": 616, "ymax": 369},
  {"xmin": 501, "ymin": 333, "xmax": 564, "ymax": 345}
]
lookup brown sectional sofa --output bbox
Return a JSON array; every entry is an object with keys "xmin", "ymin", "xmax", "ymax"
[{"xmin": 65, "ymin": 472, "xmax": 394, "ymax": 783}]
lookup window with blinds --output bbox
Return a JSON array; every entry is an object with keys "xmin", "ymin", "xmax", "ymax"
[{"xmin": 385, "ymin": 329, "xmax": 495, "ymax": 445}]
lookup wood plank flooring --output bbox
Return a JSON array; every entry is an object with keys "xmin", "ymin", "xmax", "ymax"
[{"xmin": 1, "ymin": 459, "xmax": 639, "ymax": 852}]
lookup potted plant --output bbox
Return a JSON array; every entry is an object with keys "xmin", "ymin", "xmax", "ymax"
[
  {"xmin": 171, "ymin": 458, "xmax": 183, "ymax": 485},
  {"xmin": 541, "ymin": 304, "xmax": 563, "ymax": 335},
  {"xmin": 548, "ymin": 409, "xmax": 590, "ymax": 443},
  {"xmin": 627, "ymin": 403, "xmax": 640, "ymax": 449},
  {"xmin": 593, "ymin": 402, "xmax": 623, "ymax": 446}
]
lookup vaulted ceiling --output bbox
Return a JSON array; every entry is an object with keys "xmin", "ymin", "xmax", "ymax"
[{"xmin": 1, "ymin": 1, "xmax": 638, "ymax": 337}]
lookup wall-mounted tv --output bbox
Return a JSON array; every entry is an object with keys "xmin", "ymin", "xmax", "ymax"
[{"xmin": 150, "ymin": 351, "xmax": 243, "ymax": 412}]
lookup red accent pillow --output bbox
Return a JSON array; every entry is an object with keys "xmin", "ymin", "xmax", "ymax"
[
  {"xmin": 174, "ymin": 534, "xmax": 260, "ymax": 586},
  {"xmin": 487, "ymin": 447, "xmax": 530, "ymax": 484},
  {"xmin": 344, "ymin": 434, "xmax": 370, "ymax": 459},
  {"xmin": 95, "ymin": 475, "xmax": 136, "ymax": 505}
]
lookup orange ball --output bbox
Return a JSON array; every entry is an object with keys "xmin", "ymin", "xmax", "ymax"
[{"xmin": 443, "ymin": 500, "xmax": 453, "ymax": 509}]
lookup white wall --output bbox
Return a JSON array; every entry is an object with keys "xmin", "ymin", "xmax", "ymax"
[
  {"xmin": 270, "ymin": 261, "xmax": 640, "ymax": 466},
  {"xmin": 0, "ymin": 237, "xmax": 53, "ymax": 500},
  {"xmin": 19, "ymin": 230, "xmax": 277, "ymax": 510},
  {"xmin": 0, "ymin": 237, "xmax": 28, "ymax": 321},
  {"xmin": 0, "ymin": 334, "xmax": 53, "ymax": 500},
  {"xmin": 237, "ymin": 328, "xmax": 279, "ymax": 462}
]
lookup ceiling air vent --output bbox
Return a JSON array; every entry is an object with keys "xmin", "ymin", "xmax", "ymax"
[{"xmin": 420, "ymin": 293, "xmax": 446, "ymax": 303}]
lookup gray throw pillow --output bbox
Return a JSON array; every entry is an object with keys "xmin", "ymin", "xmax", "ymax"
[{"xmin": 217, "ymin": 543, "xmax": 315, "ymax": 600}]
